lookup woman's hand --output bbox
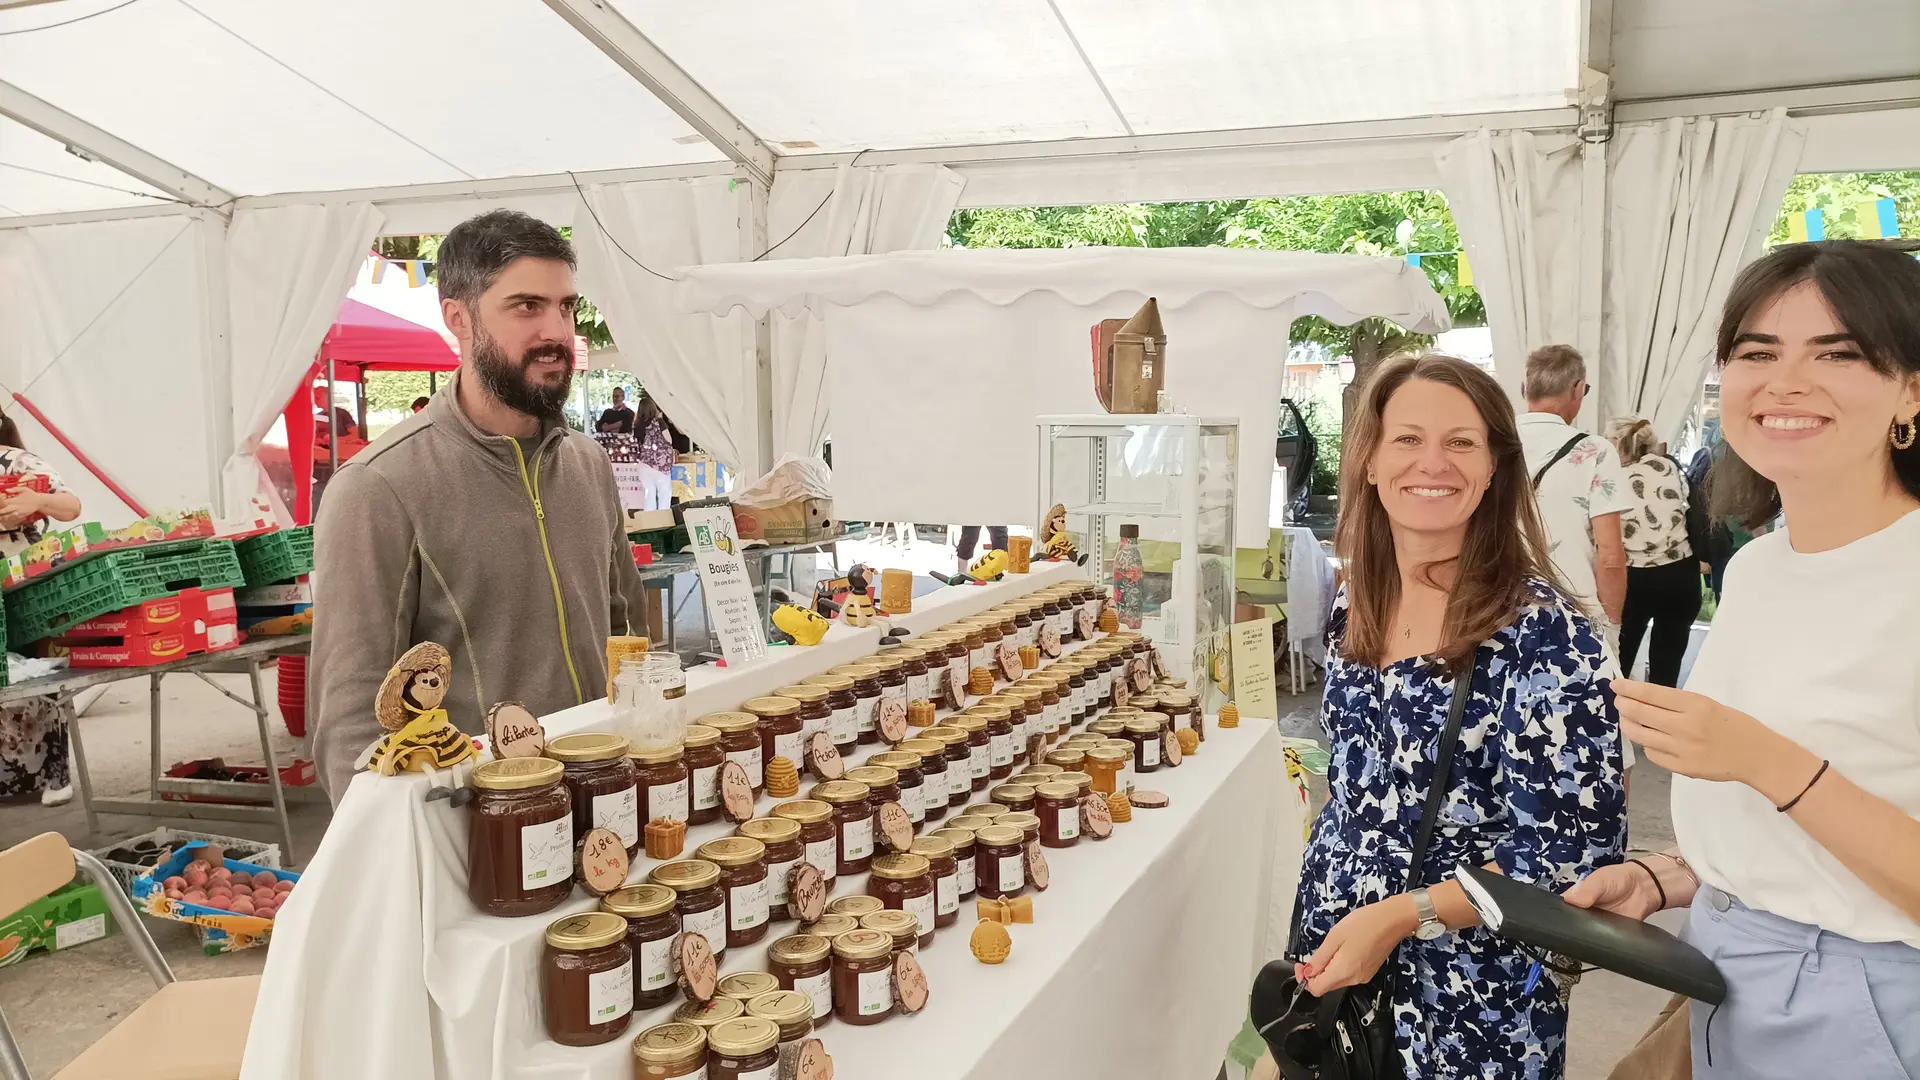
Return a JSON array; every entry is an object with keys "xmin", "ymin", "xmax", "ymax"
[
  {"xmin": 1297, "ymin": 896, "xmax": 1416, "ymax": 996},
  {"xmin": 0, "ymin": 491, "xmax": 43, "ymax": 530},
  {"xmin": 1563, "ymin": 862, "xmax": 1665, "ymax": 920},
  {"xmin": 1614, "ymin": 678, "xmax": 1808, "ymax": 789}
]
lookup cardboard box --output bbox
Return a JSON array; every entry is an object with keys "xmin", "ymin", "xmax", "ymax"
[
  {"xmin": 733, "ymin": 496, "xmax": 842, "ymax": 545},
  {"xmin": 132, "ymin": 841, "xmax": 300, "ymax": 954},
  {"xmin": 160, "ymin": 758, "xmax": 317, "ymax": 804},
  {"xmin": 63, "ymin": 587, "xmax": 232, "ymax": 638},
  {"xmin": 237, "ymin": 582, "xmax": 312, "ymax": 606},
  {"xmin": 671, "ymin": 454, "xmax": 730, "ymax": 501},
  {"xmin": 236, "ymin": 606, "xmax": 310, "ymax": 636},
  {"xmin": 0, "ymin": 880, "xmax": 116, "ymax": 969}
]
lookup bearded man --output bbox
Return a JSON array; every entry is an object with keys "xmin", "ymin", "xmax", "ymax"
[{"xmin": 311, "ymin": 210, "xmax": 646, "ymax": 802}]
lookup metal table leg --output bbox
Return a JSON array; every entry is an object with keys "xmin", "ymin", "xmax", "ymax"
[
  {"xmin": 148, "ymin": 672, "xmax": 163, "ymax": 797},
  {"xmin": 63, "ymin": 692, "xmax": 100, "ymax": 838},
  {"xmin": 666, "ymin": 576, "xmax": 678, "ymax": 653},
  {"xmin": 247, "ymin": 661, "xmax": 297, "ymax": 861}
]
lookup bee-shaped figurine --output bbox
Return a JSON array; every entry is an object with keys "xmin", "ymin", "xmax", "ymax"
[
  {"xmin": 357, "ymin": 641, "xmax": 477, "ymax": 803},
  {"xmin": 969, "ymin": 548, "xmax": 1009, "ymax": 581},
  {"xmin": 839, "ymin": 563, "xmax": 879, "ymax": 626},
  {"xmin": 772, "ymin": 603, "xmax": 830, "ymax": 646},
  {"xmin": 1039, "ymin": 503, "xmax": 1087, "ymax": 565}
]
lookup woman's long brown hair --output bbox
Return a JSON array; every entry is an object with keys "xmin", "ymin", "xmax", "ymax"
[{"xmin": 1334, "ymin": 354, "xmax": 1564, "ymax": 673}]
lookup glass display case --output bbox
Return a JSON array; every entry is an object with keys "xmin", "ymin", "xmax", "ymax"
[{"xmin": 1035, "ymin": 415, "xmax": 1238, "ymax": 711}]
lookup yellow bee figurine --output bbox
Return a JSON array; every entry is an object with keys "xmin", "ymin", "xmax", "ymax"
[
  {"xmin": 358, "ymin": 641, "xmax": 477, "ymax": 802},
  {"xmin": 772, "ymin": 603, "xmax": 830, "ymax": 646},
  {"xmin": 1039, "ymin": 503, "xmax": 1085, "ymax": 564},
  {"xmin": 969, "ymin": 548, "xmax": 1009, "ymax": 581}
]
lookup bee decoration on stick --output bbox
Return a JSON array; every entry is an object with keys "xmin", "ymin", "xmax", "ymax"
[{"xmin": 356, "ymin": 641, "xmax": 478, "ymax": 804}]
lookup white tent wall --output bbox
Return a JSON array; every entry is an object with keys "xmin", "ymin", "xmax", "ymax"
[
  {"xmin": 0, "ymin": 211, "xmax": 218, "ymax": 525},
  {"xmin": 764, "ymin": 163, "xmax": 967, "ymax": 459}
]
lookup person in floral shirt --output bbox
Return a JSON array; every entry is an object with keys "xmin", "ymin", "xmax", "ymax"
[{"xmin": 0, "ymin": 414, "xmax": 84, "ymax": 804}]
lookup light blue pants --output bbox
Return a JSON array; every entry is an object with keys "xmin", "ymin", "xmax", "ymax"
[{"xmin": 1687, "ymin": 884, "xmax": 1920, "ymax": 1078}]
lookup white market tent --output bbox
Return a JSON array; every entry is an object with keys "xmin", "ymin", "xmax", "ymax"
[{"xmin": 0, "ymin": 0, "xmax": 1916, "ymax": 524}]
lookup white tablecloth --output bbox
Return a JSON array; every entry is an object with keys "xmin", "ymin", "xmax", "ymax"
[{"xmin": 243, "ymin": 563, "xmax": 1303, "ymax": 1080}]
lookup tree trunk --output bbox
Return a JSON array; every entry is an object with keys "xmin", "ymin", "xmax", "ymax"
[{"xmin": 1340, "ymin": 319, "xmax": 1389, "ymax": 462}]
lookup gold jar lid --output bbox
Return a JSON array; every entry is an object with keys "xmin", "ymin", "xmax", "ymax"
[
  {"xmin": 897, "ymin": 738, "xmax": 944, "ymax": 761},
  {"xmin": 737, "ymin": 816, "xmax": 801, "ymax": 846},
  {"xmin": 809, "ymin": 780, "xmax": 872, "ymax": 805},
  {"xmin": 1003, "ymin": 684, "xmax": 1045, "ymax": 702},
  {"xmin": 827, "ymin": 894, "xmax": 884, "ymax": 918},
  {"xmin": 544, "ymin": 732, "xmax": 630, "ymax": 763},
  {"xmin": 1087, "ymin": 746, "xmax": 1130, "ymax": 765},
  {"xmin": 960, "ymin": 627, "xmax": 988, "ymax": 646},
  {"xmin": 650, "ymin": 859, "xmax": 721, "ymax": 892},
  {"xmin": 778, "ymin": 683, "xmax": 829, "ymax": 704},
  {"xmin": 828, "ymin": 664, "xmax": 881, "ymax": 680},
  {"xmin": 966, "ymin": 704, "xmax": 1012, "ymax": 722},
  {"xmin": 803, "ymin": 914, "xmax": 859, "ymax": 939},
  {"xmin": 998, "ymin": 811, "xmax": 1041, "ymax": 835},
  {"xmin": 1045, "ymin": 749, "xmax": 1087, "ymax": 768},
  {"xmin": 471, "ymin": 757, "xmax": 562, "ymax": 791},
  {"xmin": 981, "ymin": 694, "xmax": 1024, "ymax": 711},
  {"xmin": 991, "ymin": 784, "xmax": 1036, "ymax": 807},
  {"xmin": 767, "ymin": 933, "xmax": 832, "ymax": 966},
  {"xmin": 1089, "ymin": 720, "xmax": 1127, "ymax": 736},
  {"xmin": 706, "ymin": 1016, "xmax": 780, "ymax": 1058},
  {"xmin": 1055, "ymin": 770, "xmax": 1094, "ymax": 791},
  {"xmin": 629, "ymin": 742, "xmax": 685, "ymax": 765},
  {"xmin": 959, "ymin": 802, "xmax": 1002, "ymax": 818},
  {"xmin": 831, "ymin": 928, "xmax": 893, "ymax": 961},
  {"xmin": 600, "ymin": 882, "xmax": 676, "ymax": 919},
  {"xmin": 1099, "ymin": 737, "xmax": 1135, "ymax": 754},
  {"xmin": 744, "ymin": 695, "xmax": 802, "ymax": 718},
  {"xmin": 973, "ymin": 824, "xmax": 1023, "ymax": 847},
  {"xmin": 951, "ymin": 715, "xmax": 988, "ymax": 734},
  {"xmin": 674, "ymin": 996, "xmax": 745, "ymax": 1028},
  {"xmin": 543, "ymin": 911, "xmax": 626, "ymax": 951},
  {"xmin": 930, "ymin": 827, "xmax": 976, "ymax": 852},
  {"xmin": 696, "ymin": 836, "xmax": 766, "ymax": 868},
  {"xmin": 950, "ymin": 814, "xmax": 999, "ymax": 831},
  {"xmin": 866, "ymin": 653, "xmax": 906, "ymax": 672},
  {"xmin": 869, "ymin": 852, "xmax": 931, "ymax": 881},
  {"xmin": 1160, "ymin": 689, "xmax": 1196, "ymax": 707},
  {"xmin": 684, "ymin": 724, "xmax": 721, "ymax": 748},
  {"xmin": 632, "ymin": 1023, "xmax": 708, "ymax": 1068},
  {"xmin": 1131, "ymin": 693, "xmax": 1163, "ymax": 710},
  {"xmin": 746, "ymin": 989, "xmax": 814, "ymax": 1027},
  {"xmin": 869, "ymin": 751, "xmax": 921, "ymax": 774},
  {"xmin": 716, "ymin": 971, "xmax": 782, "ymax": 1002},
  {"xmin": 861, "ymin": 909, "xmax": 919, "ymax": 943},
  {"xmin": 1011, "ymin": 772, "xmax": 1055, "ymax": 787},
  {"xmin": 772, "ymin": 798, "xmax": 831, "ymax": 824},
  {"xmin": 700, "ymin": 711, "xmax": 759, "ymax": 735},
  {"xmin": 801, "ymin": 672, "xmax": 854, "ymax": 692},
  {"xmin": 1124, "ymin": 717, "xmax": 1163, "ymax": 735},
  {"xmin": 881, "ymin": 644, "xmax": 929, "ymax": 661},
  {"xmin": 844, "ymin": 765, "xmax": 899, "ymax": 790},
  {"xmin": 1035, "ymin": 781, "xmax": 1080, "ymax": 801},
  {"xmin": 1023, "ymin": 763, "xmax": 1064, "ymax": 777},
  {"xmin": 922, "ymin": 726, "xmax": 967, "ymax": 747},
  {"xmin": 909, "ymin": 836, "xmax": 955, "ymax": 861}
]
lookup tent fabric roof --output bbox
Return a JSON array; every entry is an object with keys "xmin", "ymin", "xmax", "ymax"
[
  {"xmin": 1, "ymin": 0, "xmax": 1916, "ymax": 218},
  {"xmin": 320, "ymin": 298, "xmax": 458, "ymax": 372}
]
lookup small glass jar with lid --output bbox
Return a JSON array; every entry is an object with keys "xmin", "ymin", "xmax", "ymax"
[
  {"xmin": 867, "ymin": 653, "xmax": 908, "ymax": 741},
  {"xmin": 981, "ymin": 694, "xmax": 1030, "ymax": 764},
  {"xmin": 545, "ymin": 732, "xmax": 640, "ymax": 857},
  {"xmin": 633, "ymin": 1022, "xmax": 708, "ymax": 1080},
  {"xmin": 923, "ymin": 726, "xmax": 971, "ymax": 808},
  {"xmin": 1164, "ymin": 687, "xmax": 1203, "ymax": 741},
  {"xmin": 886, "ymin": 644, "xmax": 934, "ymax": 704},
  {"xmin": 969, "ymin": 705, "xmax": 1015, "ymax": 779},
  {"xmin": 929, "ymin": 827, "xmax": 977, "ymax": 897},
  {"xmin": 600, "ymin": 883, "xmax": 681, "ymax": 1009},
  {"xmin": 771, "ymin": 683, "xmax": 833, "ymax": 743},
  {"xmin": 1010, "ymin": 604, "xmax": 1037, "ymax": 650},
  {"xmin": 1023, "ymin": 762, "xmax": 1064, "ymax": 779},
  {"xmin": 809, "ymin": 780, "xmax": 874, "ymax": 875},
  {"xmin": 745, "ymin": 990, "xmax": 815, "ymax": 1075},
  {"xmin": 1045, "ymin": 747, "xmax": 1087, "ymax": 771},
  {"xmin": 717, "ymin": 971, "xmax": 782, "ymax": 1004},
  {"xmin": 909, "ymin": 836, "xmax": 960, "ymax": 928},
  {"xmin": 705, "ymin": 1016, "xmax": 780, "ymax": 1080},
  {"xmin": 961, "ymin": 625, "xmax": 991, "ymax": 674},
  {"xmin": 1020, "ymin": 679, "xmax": 1062, "ymax": 741},
  {"xmin": 700, "ymin": 712, "xmax": 765, "ymax": 793},
  {"xmin": 541, "ymin": 911, "xmax": 633, "ymax": 1047},
  {"xmin": 972, "ymin": 824, "xmax": 1026, "ymax": 900},
  {"xmin": 949, "ymin": 814, "xmax": 999, "ymax": 834},
  {"xmin": 869, "ymin": 750, "xmax": 926, "ymax": 825},
  {"xmin": 862, "ymin": 908, "xmax": 921, "ymax": 957},
  {"xmin": 1099, "ymin": 738, "xmax": 1138, "ymax": 793},
  {"xmin": 866, "ymin": 852, "xmax": 935, "ymax": 947},
  {"xmin": 1089, "ymin": 718, "xmax": 1128, "ymax": 740},
  {"xmin": 1054, "ymin": 770, "xmax": 1095, "ymax": 799},
  {"xmin": 1035, "ymin": 781, "xmax": 1081, "ymax": 848},
  {"xmin": 1125, "ymin": 717, "xmax": 1165, "ymax": 773},
  {"xmin": 649, "ymin": 859, "xmax": 728, "ymax": 959},
  {"xmin": 737, "ymin": 816, "xmax": 803, "ymax": 920},
  {"xmin": 827, "ymin": 893, "xmax": 884, "ymax": 921},
  {"xmin": 467, "ymin": 758, "xmax": 573, "ymax": 917},
  {"xmin": 1004, "ymin": 685, "xmax": 1048, "ymax": 756},
  {"xmin": 683, "ymin": 725, "xmax": 725, "ymax": 826},
  {"xmin": 674, "ymin": 996, "xmax": 745, "ymax": 1032},
  {"xmin": 897, "ymin": 738, "xmax": 947, "ymax": 824},
  {"xmin": 767, "ymin": 934, "xmax": 834, "ymax": 1024},
  {"xmin": 828, "ymin": 664, "xmax": 883, "ymax": 747},
  {"xmin": 990, "ymin": 783, "xmax": 1036, "ymax": 814},
  {"xmin": 801, "ymin": 672, "xmax": 859, "ymax": 748},
  {"xmin": 953, "ymin": 715, "xmax": 992, "ymax": 791},
  {"xmin": 1062, "ymin": 666, "xmax": 1091, "ymax": 724},
  {"xmin": 844, "ymin": 764, "xmax": 901, "ymax": 813},
  {"xmin": 629, "ymin": 742, "xmax": 690, "ymax": 827},
  {"xmin": 932, "ymin": 633, "xmax": 969, "ymax": 690},
  {"xmin": 742, "ymin": 693, "xmax": 801, "ymax": 771},
  {"xmin": 773, "ymin": 799, "xmax": 838, "ymax": 890},
  {"xmin": 1085, "ymin": 745, "xmax": 1129, "ymax": 796},
  {"xmin": 831, "ymin": 929, "xmax": 896, "ymax": 1026},
  {"xmin": 696, "ymin": 837, "xmax": 770, "ymax": 949},
  {"xmin": 998, "ymin": 811, "xmax": 1041, "ymax": 845}
]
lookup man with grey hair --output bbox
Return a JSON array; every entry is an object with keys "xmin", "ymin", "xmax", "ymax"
[
  {"xmin": 1518, "ymin": 344, "xmax": 1632, "ymax": 630},
  {"xmin": 310, "ymin": 209, "xmax": 646, "ymax": 803}
]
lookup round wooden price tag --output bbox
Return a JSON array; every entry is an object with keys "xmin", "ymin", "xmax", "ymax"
[
  {"xmin": 807, "ymin": 732, "xmax": 844, "ymax": 781},
  {"xmin": 484, "ymin": 701, "xmax": 545, "ymax": 758},
  {"xmin": 674, "ymin": 930, "xmax": 718, "ymax": 1003},
  {"xmin": 1025, "ymin": 840, "xmax": 1050, "ymax": 891},
  {"xmin": 788, "ymin": 862, "xmax": 828, "ymax": 924},
  {"xmin": 893, "ymin": 950, "xmax": 930, "ymax": 1014},
  {"xmin": 1080, "ymin": 792, "xmax": 1114, "ymax": 838},
  {"xmin": 718, "ymin": 761, "xmax": 756, "ymax": 823},
  {"xmin": 575, "ymin": 828, "xmax": 628, "ymax": 896}
]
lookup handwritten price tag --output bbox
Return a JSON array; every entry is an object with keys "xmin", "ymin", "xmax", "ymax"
[
  {"xmin": 485, "ymin": 701, "xmax": 546, "ymax": 758},
  {"xmin": 577, "ymin": 828, "xmax": 629, "ymax": 896}
]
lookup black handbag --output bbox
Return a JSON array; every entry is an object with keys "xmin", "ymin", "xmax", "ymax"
[{"xmin": 1250, "ymin": 649, "xmax": 1482, "ymax": 1080}]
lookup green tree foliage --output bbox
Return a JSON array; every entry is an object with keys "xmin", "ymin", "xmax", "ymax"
[
  {"xmin": 1768, "ymin": 171, "xmax": 1920, "ymax": 245},
  {"xmin": 375, "ymin": 232, "xmax": 614, "ymax": 349}
]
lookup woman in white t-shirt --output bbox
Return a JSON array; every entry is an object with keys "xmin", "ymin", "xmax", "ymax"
[{"xmin": 1565, "ymin": 240, "xmax": 1920, "ymax": 1077}]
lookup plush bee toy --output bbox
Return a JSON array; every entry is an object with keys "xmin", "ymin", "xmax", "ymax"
[
  {"xmin": 357, "ymin": 641, "xmax": 477, "ymax": 803},
  {"xmin": 771, "ymin": 603, "xmax": 830, "ymax": 646},
  {"xmin": 1039, "ymin": 503, "xmax": 1089, "ymax": 565},
  {"xmin": 932, "ymin": 546, "xmax": 1009, "ymax": 588}
]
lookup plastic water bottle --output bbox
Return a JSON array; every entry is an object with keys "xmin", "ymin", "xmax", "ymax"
[{"xmin": 1112, "ymin": 523, "xmax": 1144, "ymax": 630}]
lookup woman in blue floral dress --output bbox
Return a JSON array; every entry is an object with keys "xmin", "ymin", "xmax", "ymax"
[{"xmin": 1290, "ymin": 356, "xmax": 1627, "ymax": 1079}]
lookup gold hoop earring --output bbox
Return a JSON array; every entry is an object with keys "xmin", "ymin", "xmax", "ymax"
[{"xmin": 1895, "ymin": 419, "xmax": 1917, "ymax": 451}]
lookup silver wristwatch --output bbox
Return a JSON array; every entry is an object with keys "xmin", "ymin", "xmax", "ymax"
[{"xmin": 1410, "ymin": 887, "xmax": 1447, "ymax": 941}]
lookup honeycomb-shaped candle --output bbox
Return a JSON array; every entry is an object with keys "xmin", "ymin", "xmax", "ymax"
[
  {"xmin": 1107, "ymin": 790, "xmax": 1133, "ymax": 823},
  {"xmin": 968, "ymin": 667, "xmax": 995, "ymax": 696},
  {"xmin": 1018, "ymin": 645, "xmax": 1039, "ymax": 670},
  {"xmin": 1217, "ymin": 703, "xmax": 1240, "ymax": 729},
  {"xmin": 764, "ymin": 755, "xmax": 801, "ymax": 798}
]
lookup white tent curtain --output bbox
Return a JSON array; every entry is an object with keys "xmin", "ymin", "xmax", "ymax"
[
  {"xmin": 1434, "ymin": 129, "xmax": 1589, "ymax": 402},
  {"xmin": 223, "ymin": 201, "xmax": 385, "ymax": 514},
  {"xmin": 572, "ymin": 175, "xmax": 758, "ymax": 472},
  {"xmin": 765, "ymin": 164, "xmax": 967, "ymax": 458},
  {"xmin": 1602, "ymin": 109, "xmax": 1806, "ymax": 441}
]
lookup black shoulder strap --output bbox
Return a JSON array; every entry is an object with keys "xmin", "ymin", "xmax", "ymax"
[
  {"xmin": 1405, "ymin": 649, "xmax": 1482, "ymax": 890},
  {"xmin": 1532, "ymin": 433, "xmax": 1588, "ymax": 491}
]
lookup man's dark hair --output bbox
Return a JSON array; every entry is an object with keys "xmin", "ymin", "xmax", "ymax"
[{"xmin": 436, "ymin": 210, "xmax": 575, "ymax": 311}]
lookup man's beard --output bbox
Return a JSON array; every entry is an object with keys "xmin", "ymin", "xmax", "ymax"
[{"xmin": 471, "ymin": 322, "xmax": 573, "ymax": 422}]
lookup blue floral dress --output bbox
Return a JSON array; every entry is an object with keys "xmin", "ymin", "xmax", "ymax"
[{"xmin": 1292, "ymin": 581, "xmax": 1627, "ymax": 1079}]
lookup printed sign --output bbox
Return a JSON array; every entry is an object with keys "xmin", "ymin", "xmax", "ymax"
[
  {"xmin": 683, "ymin": 505, "xmax": 768, "ymax": 668},
  {"xmin": 1229, "ymin": 617, "xmax": 1279, "ymax": 720}
]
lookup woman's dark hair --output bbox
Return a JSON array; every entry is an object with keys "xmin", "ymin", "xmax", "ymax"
[
  {"xmin": 0, "ymin": 412, "xmax": 24, "ymax": 450},
  {"xmin": 1711, "ymin": 240, "xmax": 1920, "ymax": 526},
  {"xmin": 1334, "ymin": 354, "xmax": 1564, "ymax": 673}
]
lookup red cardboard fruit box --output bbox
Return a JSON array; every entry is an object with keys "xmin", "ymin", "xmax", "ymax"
[
  {"xmin": 63, "ymin": 587, "xmax": 234, "ymax": 638},
  {"xmin": 64, "ymin": 622, "xmax": 239, "ymax": 667}
]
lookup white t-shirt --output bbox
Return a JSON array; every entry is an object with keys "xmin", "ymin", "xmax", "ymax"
[
  {"xmin": 1671, "ymin": 509, "xmax": 1920, "ymax": 947},
  {"xmin": 1518, "ymin": 413, "xmax": 1634, "ymax": 617}
]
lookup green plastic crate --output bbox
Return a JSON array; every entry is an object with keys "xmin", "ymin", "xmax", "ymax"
[
  {"xmin": 236, "ymin": 527, "xmax": 313, "ymax": 586},
  {"xmin": 5, "ymin": 539, "xmax": 244, "ymax": 648}
]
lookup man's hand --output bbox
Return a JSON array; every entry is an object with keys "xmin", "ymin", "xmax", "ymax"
[{"xmin": 1297, "ymin": 896, "xmax": 1416, "ymax": 996}]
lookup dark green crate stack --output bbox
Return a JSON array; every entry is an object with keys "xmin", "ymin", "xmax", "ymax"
[
  {"xmin": 236, "ymin": 527, "xmax": 313, "ymax": 587},
  {"xmin": 4, "ymin": 538, "xmax": 246, "ymax": 651}
]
